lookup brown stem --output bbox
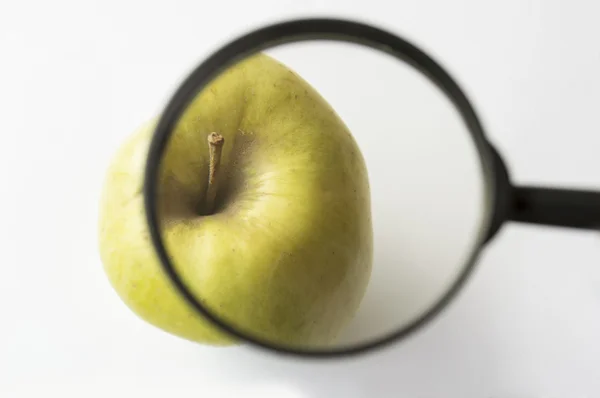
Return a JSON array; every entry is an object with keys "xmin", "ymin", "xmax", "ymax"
[{"xmin": 205, "ymin": 132, "xmax": 224, "ymax": 214}]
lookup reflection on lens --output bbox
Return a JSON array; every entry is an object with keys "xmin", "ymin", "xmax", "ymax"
[{"xmin": 154, "ymin": 41, "xmax": 489, "ymax": 351}]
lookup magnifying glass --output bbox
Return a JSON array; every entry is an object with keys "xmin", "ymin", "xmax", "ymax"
[{"xmin": 142, "ymin": 18, "xmax": 600, "ymax": 358}]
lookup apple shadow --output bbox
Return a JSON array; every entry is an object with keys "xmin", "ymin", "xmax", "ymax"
[{"xmin": 333, "ymin": 240, "xmax": 451, "ymax": 348}]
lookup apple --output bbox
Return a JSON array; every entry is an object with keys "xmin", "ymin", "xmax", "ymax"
[{"xmin": 98, "ymin": 53, "xmax": 373, "ymax": 348}]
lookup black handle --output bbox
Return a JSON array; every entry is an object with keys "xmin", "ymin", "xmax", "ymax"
[
  {"xmin": 484, "ymin": 143, "xmax": 600, "ymax": 242},
  {"xmin": 509, "ymin": 186, "xmax": 600, "ymax": 230}
]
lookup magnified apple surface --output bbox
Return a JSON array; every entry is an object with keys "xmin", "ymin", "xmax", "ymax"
[{"xmin": 98, "ymin": 41, "xmax": 491, "ymax": 352}]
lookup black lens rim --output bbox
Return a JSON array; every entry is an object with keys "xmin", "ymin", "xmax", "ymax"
[{"xmin": 144, "ymin": 17, "xmax": 497, "ymax": 358}]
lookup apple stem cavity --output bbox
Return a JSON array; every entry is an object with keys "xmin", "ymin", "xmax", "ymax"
[{"xmin": 205, "ymin": 132, "xmax": 225, "ymax": 215}]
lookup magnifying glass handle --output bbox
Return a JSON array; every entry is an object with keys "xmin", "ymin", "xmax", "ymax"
[
  {"xmin": 486, "ymin": 143, "xmax": 600, "ymax": 242},
  {"xmin": 510, "ymin": 186, "xmax": 600, "ymax": 231}
]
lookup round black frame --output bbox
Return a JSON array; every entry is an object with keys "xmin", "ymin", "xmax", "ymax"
[{"xmin": 143, "ymin": 18, "xmax": 600, "ymax": 358}]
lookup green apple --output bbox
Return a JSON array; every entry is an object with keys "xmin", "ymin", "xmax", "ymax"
[{"xmin": 98, "ymin": 53, "xmax": 373, "ymax": 348}]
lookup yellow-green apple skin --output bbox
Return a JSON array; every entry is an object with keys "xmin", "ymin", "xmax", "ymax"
[{"xmin": 98, "ymin": 53, "xmax": 373, "ymax": 348}]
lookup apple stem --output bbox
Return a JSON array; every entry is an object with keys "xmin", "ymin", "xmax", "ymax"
[{"xmin": 205, "ymin": 132, "xmax": 224, "ymax": 214}]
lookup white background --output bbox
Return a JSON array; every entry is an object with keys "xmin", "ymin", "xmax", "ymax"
[{"xmin": 1, "ymin": 0, "xmax": 600, "ymax": 397}]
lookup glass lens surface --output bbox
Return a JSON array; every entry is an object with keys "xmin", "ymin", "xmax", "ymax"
[{"xmin": 151, "ymin": 39, "xmax": 491, "ymax": 352}]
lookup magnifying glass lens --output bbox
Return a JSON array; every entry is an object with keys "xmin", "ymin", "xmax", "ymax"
[{"xmin": 152, "ymin": 39, "xmax": 491, "ymax": 353}]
